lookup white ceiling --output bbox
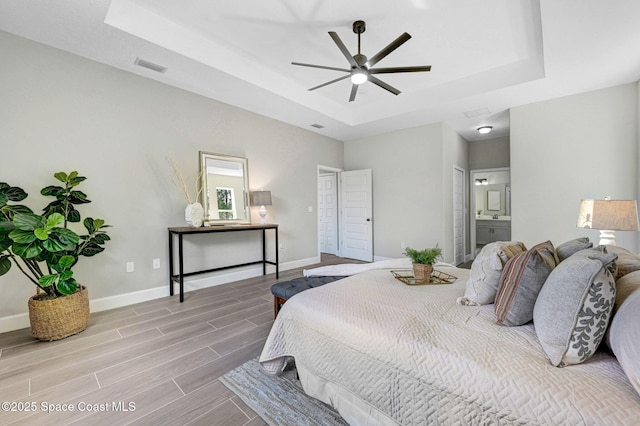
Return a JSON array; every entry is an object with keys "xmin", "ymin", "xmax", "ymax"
[{"xmin": 1, "ymin": 0, "xmax": 639, "ymax": 142}]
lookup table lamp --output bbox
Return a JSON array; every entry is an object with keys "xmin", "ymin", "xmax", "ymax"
[
  {"xmin": 576, "ymin": 198, "xmax": 639, "ymax": 245},
  {"xmin": 252, "ymin": 191, "xmax": 272, "ymax": 224}
]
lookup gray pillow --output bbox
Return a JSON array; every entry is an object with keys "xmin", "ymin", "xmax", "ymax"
[
  {"xmin": 570, "ymin": 247, "xmax": 617, "ymax": 275},
  {"xmin": 608, "ymin": 285, "xmax": 640, "ymax": 397},
  {"xmin": 533, "ymin": 254, "xmax": 616, "ymax": 367},
  {"xmin": 495, "ymin": 245, "xmax": 555, "ymax": 326},
  {"xmin": 556, "ymin": 237, "xmax": 592, "ymax": 262}
]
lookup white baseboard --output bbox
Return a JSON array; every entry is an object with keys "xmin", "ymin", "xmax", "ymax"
[{"xmin": 0, "ymin": 256, "xmax": 321, "ymax": 334}]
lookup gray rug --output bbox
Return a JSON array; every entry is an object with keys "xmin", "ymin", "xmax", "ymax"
[{"xmin": 219, "ymin": 358, "xmax": 348, "ymax": 426}]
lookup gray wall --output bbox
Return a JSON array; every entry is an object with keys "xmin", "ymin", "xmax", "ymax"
[
  {"xmin": 344, "ymin": 122, "xmax": 469, "ymax": 263},
  {"xmin": 510, "ymin": 82, "xmax": 639, "ymax": 251},
  {"xmin": 0, "ymin": 31, "xmax": 343, "ymax": 325},
  {"xmin": 468, "ymin": 136, "xmax": 510, "ymax": 170}
]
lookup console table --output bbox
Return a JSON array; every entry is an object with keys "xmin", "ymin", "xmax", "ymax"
[{"xmin": 168, "ymin": 224, "xmax": 279, "ymax": 302}]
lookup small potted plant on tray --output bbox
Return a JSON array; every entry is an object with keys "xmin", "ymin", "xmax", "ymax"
[
  {"xmin": 403, "ymin": 245, "xmax": 442, "ymax": 281},
  {"xmin": 0, "ymin": 171, "xmax": 110, "ymax": 341}
]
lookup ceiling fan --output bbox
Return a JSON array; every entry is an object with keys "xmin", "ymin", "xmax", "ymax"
[{"xmin": 292, "ymin": 20, "xmax": 431, "ymax": 102}]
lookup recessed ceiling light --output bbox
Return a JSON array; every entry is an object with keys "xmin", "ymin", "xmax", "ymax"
[{"xmin": 477, "ymin": 126, "xmax": 493, "ymax": 134}]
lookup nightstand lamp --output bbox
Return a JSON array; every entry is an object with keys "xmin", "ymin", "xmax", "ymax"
[
  {"xmin": 252, "ymin": 190, "xmax": 272, "ymax": 224},
  {"xmin": 576, "ymin": 198, "xmax": 639, "ymax": 245}
]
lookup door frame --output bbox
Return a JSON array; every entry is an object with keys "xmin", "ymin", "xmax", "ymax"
[
  {"xmin": 470, "ymin": 167, "xmax": 511, "ymax": 258},
  {"xmin": 317, "ymin": 165, "xmax": 343, "ymax": 258},
  {"xmin": 453, "ymin": 166, "xmax": 466, "ymax": 265}
]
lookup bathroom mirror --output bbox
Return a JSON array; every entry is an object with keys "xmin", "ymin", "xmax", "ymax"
[
  {"xmin": 487, "ymin": 190, "xmax": 501, "ymax": 211},
  {"xmin": 199, "ymin": 151, "xmax": 250, "ymax": 224}
]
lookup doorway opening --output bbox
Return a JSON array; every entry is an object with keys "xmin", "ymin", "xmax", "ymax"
[
  {"xmin": 470, "ymin": 167, "xmax": 511, "ymax": 257},
  {"xmin": 317, "ymin": 166, "xmax": 373, "ymax": 262},
  {"xmin": 318, "ymin": 166, "xmax": 340, "ymax": 257}
]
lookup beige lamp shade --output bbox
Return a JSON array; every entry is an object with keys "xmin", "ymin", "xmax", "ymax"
[
  {"xmin": 577, "ymin": 199, "xmax": 639, "ymax": 245},
  {"xmin": 577, "ymin": 199, "xmax": 639, "ymax": 230}
]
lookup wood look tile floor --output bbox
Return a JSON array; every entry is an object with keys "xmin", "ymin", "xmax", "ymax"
[{"xmin": 0, "ymin": 254, "xmax": 359, "ymax": 426}]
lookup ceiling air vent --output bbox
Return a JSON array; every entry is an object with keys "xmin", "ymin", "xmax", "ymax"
[
  {"xmin": 134, "ymin": 57, "xmax": 167, "ymax": 74},
  {"xmin": 310, "ymin": 124, "xmax": 325, "ymax": 129},
  {"xmin": 463, "ymin": 107, "xmax": 491, "ymax": 118}
]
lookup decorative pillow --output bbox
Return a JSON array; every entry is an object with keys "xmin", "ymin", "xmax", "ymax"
[
  {"xmin": 457, "ymin": 241, "xmax": 527, "ymax": 306},
  {"xmin": 495, "ymin": 242, "xmax": 556, "ymax": 326},
  {"xmin": 556, "ymin": 237, "xmax": 592, "ymax": 262},
  {"xmin": 604, "ymin": 245, "xmax": 640, "ymax": 278},
  {"xmin": 532, "ymin": 240, "xmax": 559, "ymax": 269},
  {"xmin": 570, "ymin": 246, "xmax": 617, "ymax": 275},
  {"xmin": 533, "ymin": 254, "xmax": 616, "ymax": 367},
  {"xmin": 612, "ymin": 269, "xmax": 640, "ymax": 312},
  {"xmin": 607, "ymin": 285, "xmax": 640, "ymax": 397}
]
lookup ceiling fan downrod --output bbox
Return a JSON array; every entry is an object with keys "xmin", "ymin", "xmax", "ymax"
[{"xmin": 353, "ymin": 20, "xmax": 367, "ymax": 66}]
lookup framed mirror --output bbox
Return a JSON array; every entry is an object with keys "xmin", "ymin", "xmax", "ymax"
[
  {"xmin": 199, "ymin": 151, "xmax": 250, "ymax": 224},
  {"xmin": 487, "ymin": 190, "xmax": 501, "ymax": 211}
]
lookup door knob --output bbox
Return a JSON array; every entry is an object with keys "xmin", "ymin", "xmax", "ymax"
[{"xmin": 366, "ymin": 218, "xmax": 371, "ymax": 222}]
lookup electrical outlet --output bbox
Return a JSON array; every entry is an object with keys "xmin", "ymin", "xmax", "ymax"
[
  {"xmin": 126, "ymin": 262, "xmax": 134, "ymax": 273},
  {"xmin": 308, "ymin": 206, "xmax": 313, "ymax": 213},
  {"xmin": 152, "ymin": 258, "xmax": 161, "ymax": 269},
  {"xmin": 401, "ymin": 242, "xmax": 406, "ymax": 249}
]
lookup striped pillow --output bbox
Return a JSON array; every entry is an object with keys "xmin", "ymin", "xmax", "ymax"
[{"xmin": 495, "ymin": 241, "xmax": 557, "ymax": 326}]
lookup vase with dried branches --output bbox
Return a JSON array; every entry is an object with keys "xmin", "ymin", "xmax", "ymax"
[{"xmin": 167, "ymin": 157, "xmax": 204, "ymax": 227}]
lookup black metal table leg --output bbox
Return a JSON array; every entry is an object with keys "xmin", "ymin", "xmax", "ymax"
[
  {"xmin": 275, "ymin": 227, "xmax": 279, "ymax": 279},
  {"xmin": 262, "ymin": 229, "xmax": 267, "ymax": 275},
  {"xmin": 178, "ymin": 233, "xmax": 184, "ymax": 303},
  {"xmin": 168, "ymin": 230, "xmax": 174, "ymax": 296}
]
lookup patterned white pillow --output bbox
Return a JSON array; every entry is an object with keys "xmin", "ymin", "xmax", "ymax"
[
  {"xmin": 533, "ymin": 253, "xmax": 616, "ymax": 366},
  {"xmin": 457, "ymin": 241, "xmax": 527, "ymax": 306}
]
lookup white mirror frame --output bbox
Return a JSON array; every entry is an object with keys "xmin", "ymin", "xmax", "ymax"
[{"xmin": 199, "ymin": 151, "xmax": 250, "ymax": 224}]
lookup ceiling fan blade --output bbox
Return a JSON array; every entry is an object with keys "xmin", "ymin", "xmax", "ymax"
[
  {"xmin": 370, "ymin": 65, "xmax": 432, "ymax": 74},
  {"xmin": 308, "ymin": 74, "xmax": 351, "ymax": 91},
  {"xmin": 368, "ymin": 75, "xmax": 401, "ymax": 96},
  {"xmin": 349, "ymin": 84, "xmax": 359, "ymax": 102},
  {"xmin": 291, "ymin": 62, "xmax": 350, "ymax": 73},
  {"xmin": 328, "ymin": 31, "xmax": 358, "ymax": 68},
  {"xmin": 366, "ymin": 32, "xmax": 412, "ymax": 68}
]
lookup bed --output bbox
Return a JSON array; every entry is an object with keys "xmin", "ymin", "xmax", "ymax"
[{"xmin": 259, "ymin": 257, "xmax": 640, "ymax": 425}]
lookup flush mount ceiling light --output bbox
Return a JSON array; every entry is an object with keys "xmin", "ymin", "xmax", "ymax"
[{"xmin": 477, "ymin": 126, "xmax": 493, "ymax": 134}]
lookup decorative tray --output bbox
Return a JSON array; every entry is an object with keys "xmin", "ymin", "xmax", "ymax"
[{"xmin": 391, "ymin": 269, "xmax": 458, "ymax": 286}]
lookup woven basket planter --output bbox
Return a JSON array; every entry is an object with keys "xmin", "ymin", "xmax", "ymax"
[
  {"xmin": 28, "ymin": 286, "xmax": 89, "ymax": 341},
  {"xmin": 412, "ymin": 263, "xmax": 433, "ymax": 281}
]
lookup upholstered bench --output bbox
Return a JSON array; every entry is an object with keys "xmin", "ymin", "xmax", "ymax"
[{"xmin": 271, "ymin": 276, "xmax": 346, "ymax": 317}]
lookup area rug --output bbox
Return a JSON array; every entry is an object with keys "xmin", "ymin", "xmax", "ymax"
[{"xmin": 219, "ymin": 358, "xmax": 348, "ymax": 426}]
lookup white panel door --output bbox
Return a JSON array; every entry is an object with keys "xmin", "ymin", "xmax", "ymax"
[
  {"xmin": 318, "ymin": 174, "xmax": 338, "ymax": 255},
  {"xmin": 341, "ymin": 169, "xmax": 373, "ymax": 262},
  {"xmin": 453, "ymin": 167, "xmax": 465, "ymax": 265}
]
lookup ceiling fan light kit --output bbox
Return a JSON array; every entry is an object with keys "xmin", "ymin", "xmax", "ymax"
[{"xmin": 292, "ymin": 20, "xmax": 431, "ymax": 102}]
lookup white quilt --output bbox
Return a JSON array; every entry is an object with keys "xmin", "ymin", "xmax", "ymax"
[{"xmin": 260, "ymin": 267, "xmax": 640, "ymax": 425}]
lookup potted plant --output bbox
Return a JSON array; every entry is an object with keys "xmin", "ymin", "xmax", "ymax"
[
  {"xmin": 0, "ymin": 171, "xmax": 110, "ymax": 341},
  {"xmin": 403, "ymin": 245, "xmax": 442, "ymax": 281}
]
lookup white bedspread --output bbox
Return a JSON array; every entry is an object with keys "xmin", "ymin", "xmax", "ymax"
[{"xmin": 260, "ymin": 267, "xmax": 640, "ymax": 425}]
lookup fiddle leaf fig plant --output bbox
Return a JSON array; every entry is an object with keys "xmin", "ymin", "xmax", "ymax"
[{"xmin": 0, "ymin": 172, "xmax": 110, "ymax": 299}]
